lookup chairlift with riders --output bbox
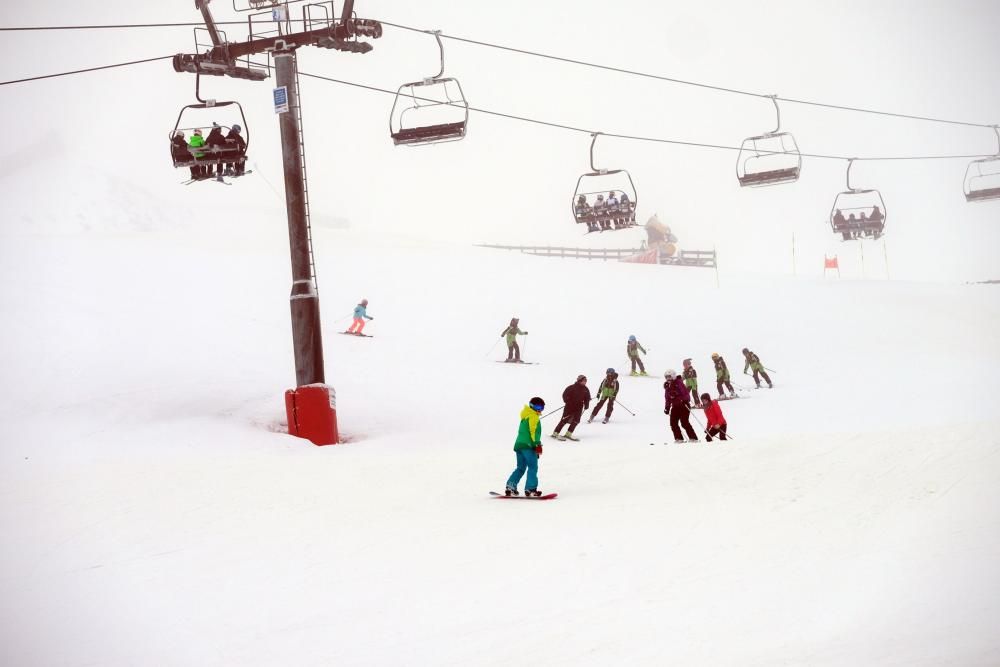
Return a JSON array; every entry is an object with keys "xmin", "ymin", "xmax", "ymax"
[
  {"xmin": 572, "ymin": 133, "xmax": 638, "ymax": 233},
  {"xmin": 389, "ymin": 30, "xmax": 469, "ymax": 146},
  {"xmin": 829, "ymin": 158, "xmax": 886, "ymax": 241},
  {"xmin": 168, "ymin": 75, "xmax": 250, "ymax": 182},
  {"xmin": 963, "ymin": 125, "xmax": 1000, "ymax": 203},
  {"xmin": 736, "ymin": 95, "xmax": 802, "ymax": 187}
]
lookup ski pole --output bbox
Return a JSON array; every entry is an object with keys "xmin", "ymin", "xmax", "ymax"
[
  {"xmin": 614, "ymin": 398, "xmax": 636, "ymax": 416},
  {"xmin": 763, "ymin": 367, "xmax": 777, "ymax": 373},
  {"xmin": 541, "ymin": 405, "xmax": 563, "ymax": 420},
  {"xmin": 484, "ymin": 337, "xmax": 502, "ymax": 358}
]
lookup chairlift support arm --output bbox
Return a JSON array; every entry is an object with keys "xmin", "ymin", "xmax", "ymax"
[
  {"xmin": 768, "ymin": 94, "xmax": 781, "ymax": 135},
  {"xmin": 589, "ymin": 132, "xmax": 605, "ymax": 173},
  {"xmin": 845, "ymin": 157, "xmax": 858, "ymax": 191},
  {"xmin": 426, "ymin": 30, "xmax": 445, "ymax": 80}
]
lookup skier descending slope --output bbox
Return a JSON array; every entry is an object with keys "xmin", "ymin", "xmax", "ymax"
[
  {"xmin": 551, "ymin": 375, "xmax": 591, "ymax": 441},
  {"xmin": 742, "ymin": 348, "xmax": 773, "ymax": 388},
  {"xmin": 505, "ymin": 397, "xmax": 546, "ymax": 497},
  {"xmin": 500, "ymin": 317, "xmax": 528, "ymax": 363},
  {"xmin": 664, "ymin": 369, "xmax": 699, "ymax": 443},
  {"xmin": 682, "ymin": 358, "xmax": 701, "ymax": 407},
  {"xmin": 345, "ymin": 298, "xmax": 374, "ymax": 336},
  {"xmin": 711, "ymin": 353, "xmax": 737, "ymax": 398},
  {"xmin": 700, "ymin": 393, "xmax": 729, "ymax": 441},
  {"xmin": 626, "ymin": 335, "xmax": 648, "ymax": 376},
  {"xmin": 588, "ymin": 368, "xmax": 620, "ymax": 424}
]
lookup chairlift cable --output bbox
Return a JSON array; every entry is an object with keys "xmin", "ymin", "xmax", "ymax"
[
  {"xmin": 374, "ymin": 20, "xmax": 996, "ymax": 130},
  {"xmin": 1, "ymin": 18, "xmax": 995, "ymax": 130},
  {"xmin": 0, "ymin": 54, "xmax": 174, "ymax": 86},
  {"xmin": 293, "ymin": 68, "xmax": 994, "ymax": 163}
]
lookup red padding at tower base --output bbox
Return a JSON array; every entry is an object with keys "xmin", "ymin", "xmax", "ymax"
[{"xmin": 285, "ymin": 384, "xmax": 339, "ymax": 446}]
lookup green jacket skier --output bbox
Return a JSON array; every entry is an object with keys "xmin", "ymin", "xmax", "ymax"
[
  {"xmin": 588, "ymin": 368, "xmax": 620, "ymax": 423},
  {"xmin": 682, "ymin": 358, "xmax": 701, "ymax": 407},
  {"xmin": 711, "ymin": 353, "xmax": 736, "ymax": 398},
  {"xmin": 626, "ymin": 335, "xmax": 647, "ymax": 376},
  {"xmin": 500, "ymin": 317, "xmax": 528, "ymax": 362},
  {"xmin": 742, "ymin": 348, "xmax": 773, "ymax": 388}
]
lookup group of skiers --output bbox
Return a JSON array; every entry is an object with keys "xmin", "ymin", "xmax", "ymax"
[
  {"xmin": 170, "ymin": 122, "xmax": 248, "ymax": 182},
  {"xmin": 502, "ymin": 333, "xmax": 774, "ymax": 496}
]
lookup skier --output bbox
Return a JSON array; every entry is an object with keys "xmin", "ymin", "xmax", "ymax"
[
  {"xmin": 626, "ymin": 335, "xmax": 648, "ymax": 376},
  {"xmin": 551, "ymin": 375, "xmax": 590, "ymax": 441},
  {"xmin": 188, "ymin": 129, "xmax": 208, "ymax": 179},
  {"xmin": 205, "ymin": 122, "xmax": 227, "ymax": 180},
  {"xmin": 742, "ymin": 348, "xmax": 773, "ymax": 388},
  {"xmin": 711, "ymin": 352, "xmax": 736, "ymax": 398},
  {"xmin": 700, "ymin": 393, "xmax": 728, "ymax": 441},
  {"xmin": 588, "ymin": 368, "xmax": 620, "ymax": 424},
  {"xmin": 505, "ymin": 396, "xmax": 546, "ymax": 497},
  {"xmin": 345, "ymin": 298, "xmax": 374, "ymax": 335},
  {"xmin": 171, "ymin": 131, "xmax": 199, "ymax": 179},
  {"xmin": 682, "ymin": 358, "xmax": 701, "ymax": 407},
  {"xmin": 224, "ymin": 124, "xmax": 247, "ymax": 177},
  {"xmin": 500, "ymin": 317, "xmax": 528, "ymax": 363},
  {"xmin": 664, "ymin": 369, "xmax": 698, "ymax": 443}
]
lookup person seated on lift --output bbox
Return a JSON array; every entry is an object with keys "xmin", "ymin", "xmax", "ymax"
[
  {"xmin": 833, "ymin": 209, "xmax": 847, "ymax": 229},
  {"xmin": 224, "ymin": 124, "xmax": 247, "ymax": 177},
  {"xmin": 869, "ymin": 205, "xmax": 883, "ymax": 224}
]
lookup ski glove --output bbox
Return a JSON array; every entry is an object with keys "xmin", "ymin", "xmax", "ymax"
[
  {"xmin": 663, "ymin": 407, "xmax": 670, "ymax": 415},
  {"xmin": 534, "ymin": 445, "xmax": 543, "ymax": 456}
]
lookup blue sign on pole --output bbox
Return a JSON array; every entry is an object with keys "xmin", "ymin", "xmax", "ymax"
[{"xmin": 273, "ymin": 86, "xmax": 289, "ymax": 114}]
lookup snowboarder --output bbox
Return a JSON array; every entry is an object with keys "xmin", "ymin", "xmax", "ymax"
[
  {"xmin": 700, "ymin": 393, "xmax": 728, "ymax": 441},
  {"xmin": 711, "ymin": 352, "xmax": 736, "ymax": 398},
  {"xmin": 626, "ymin": 335, "xmax": 648, "ymax": 376},
  {"xmin": 588, "ymin": 368, "xmax": 620, "ymax": 424},
  {"xmin": 345, "ymin": 298, "xmax": 374, "ymax": 335},
  {"xmin": 505, "ymin": 396, "xmax": 546, "ymax": 497},
  {"xmin": 742, "ymin": 348, "xmax": 773, "ymax": 388},
  {"xmin": 552, "ymin": 375, "xmax": 591, "ymax": 441},
  {"xmin": 500, "ymin": 317, "xmax": 528, "ymax": 362},
  {"xmin": 664, "ymin": 369, "xmax": 698, "ymax": 442},
  {"xmin": 682, "ymin": 358, "xmax": 701, "ymax": 407}
]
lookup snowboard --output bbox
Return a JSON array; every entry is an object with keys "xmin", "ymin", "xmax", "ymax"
[
  {"xmin": 495, "ymin": 360, "xmax": 539, "ymax": 365},
  {"xmin": 490, "ymin": 491, "xmax": 558, "ymax": 500},
  {"xmin": 340, "ymin": 332, "xmax": 374, "ymax": 338}
]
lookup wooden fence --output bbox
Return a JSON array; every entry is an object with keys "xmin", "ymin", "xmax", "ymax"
[{"xmin": 475, "ymin": 244, "xmax": 718, "ymax": 269}]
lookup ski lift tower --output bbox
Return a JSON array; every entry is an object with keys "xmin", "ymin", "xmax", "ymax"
[{"xmin": 173, "ymin": 0, "xmax": 382, "ymax": 444}]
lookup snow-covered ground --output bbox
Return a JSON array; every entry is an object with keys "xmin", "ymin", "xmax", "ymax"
[{"xmin": 1, "ymin": 162, "xmax": 999, "ymax": 666}]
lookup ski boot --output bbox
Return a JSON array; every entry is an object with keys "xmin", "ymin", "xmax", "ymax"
[
  {"xmin": 674, "ymin": 438, "xmax": 686, "ymax": 444},
  {"xmin": 767, "ymin": 382, "xmax": 774, "ymax": 389},
  {"xmin": 587, "ymin": 415, "xmax": 595, "ymax": 424},
  {"xmin": 563, "ymin": 432, "xmax": 579, "ymax": 441},
  {"xmin": 601, "ymin": 418, "xmax": 609, "ymax": 424},
  {"xmin": 505, "ymin": 486, "xmax": 519, "ymax": 497},
  {"xmin": 629, "ymin": 371, "xmax": 638, "ymax": 377},
  {"xmin": 639, "ymin": 371, "xmax": 648, "ymax": 376},
  {"xmin": 687, "ymin": 437, "xmax": 699, "ymax": 443},
  {"xmin": 550, "ymin": 432, "xmax": 565, "ymax": 441},
  {"xmin": 525, "ymin": 489, "xmax": 541, "ymax": 497}
]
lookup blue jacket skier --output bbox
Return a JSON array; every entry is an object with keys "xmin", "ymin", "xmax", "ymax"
[{"xmin": 346, "ymin": 298, "xmax": 373, "ymax": 335}]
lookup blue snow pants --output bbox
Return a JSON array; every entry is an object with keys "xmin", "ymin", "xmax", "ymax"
[{"xmin": 506, "ymin": 448, "xmax": 539, "ymax": 491}]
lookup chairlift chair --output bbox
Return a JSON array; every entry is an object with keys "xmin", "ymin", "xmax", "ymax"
[
  {"xmin": 389, "ymin": 30, "xmax": 469, "ymax": 146},
  {"xmin": 572, "ymin": 133, "xmax": 638, "ymax": 232},
  {"xmin": 736, "ymin": 96, "xmax": 802, "ymax": 187},
  {"xmin": 169, "ymin": 86, "xmax": 250, "ymax": 177},
  {"xmin": 829, "ymin": 159, "xmax": 886, "ymax": 241},
  {"xmin": 963, "ymin": 126, "xmax": 1000, "ymax": 203}
]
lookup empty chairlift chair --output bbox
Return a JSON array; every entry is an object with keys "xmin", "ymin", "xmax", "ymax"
[
  {"xmin": 829, "ymin": 159, "xmax": 886, "ymax": 241},
  {"xmin": 571, "ymin": 133, "xmax": 638, "ymax": 233},
  {"xmin": 963, "ymin": 125, "xmax": 1000, "ymax": 203},
  {"xmin": 389, "ymin": 30, "xmax": 468, "ymax": 146},
  {"xmin": 736, "ymin": 95, "xmax": 802, "ymax": 187}
]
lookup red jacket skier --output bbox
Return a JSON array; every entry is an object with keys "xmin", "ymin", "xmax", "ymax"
[{"xmin": 700, "ymin": 393, "xmax": 728, "ymax": 441}]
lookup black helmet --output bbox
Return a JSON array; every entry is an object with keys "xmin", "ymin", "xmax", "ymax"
[{"xmin": 528, "ymin": 397, "xmax": 545, "ymax": 412}]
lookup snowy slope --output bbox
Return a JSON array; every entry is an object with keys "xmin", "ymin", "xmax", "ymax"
[{"xmin": 1, "ymin": 171, "xmax": 999, "ymax": 667}]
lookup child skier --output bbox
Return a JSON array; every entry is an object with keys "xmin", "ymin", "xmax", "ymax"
[
  {"xmin": 742, "ymin": 348, "xmax": 773, "ymax": 388},
  {"xmin": 588, "ymin": 368, "xmax": 620, "ymax": 424},
  {"xmin": 345, "ymin": 298, "xmax": 374, "ymax": 335},
  {"xmin": 500, "ymin": 317, "xmax": 528, "ymax": 363},
  {"xmin": 505, "ymin": 396, "xmax": 546, "ymax": 497},
  {"xmin": 626, "ymin": 335, "xmax": 648, "ymax": 376},
  {"xmin": 682, "ymin": 358, "xmax": 701, "ymax": 407},
  {"xmin": 552, "ymin": 375, "xmax": 591, "ymax": 441},
  {"xmin": 700, "ymin": 393, "xmax": 728, "ymax": 441},
  {"xmin": 711, "ymin": 352, "xmax": 736, "ymax": 398},
  {"xmin": 664, "ymin": 370, "xmax": 698, "ymax": 443}
]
